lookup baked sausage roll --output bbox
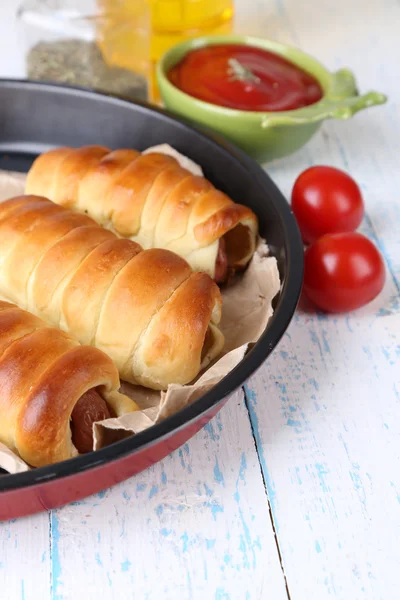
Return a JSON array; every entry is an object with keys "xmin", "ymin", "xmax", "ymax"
[
  {"xmin": 0, "ymin": 301, "xmax": 137, "ymax": 467},
  {"xmin": 0, "ymin": 195, "xmax": 224, "ymax": 390},
  {"xmin": 25, "ymin": 145, "xmax": 259, "ymax": 282}
]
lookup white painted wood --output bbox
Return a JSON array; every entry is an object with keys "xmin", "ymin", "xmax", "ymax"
[
  {"xmin": 0, "ymin": 0, "xmax": 399, "ymax": 599},
  {"xmin": 245, "ymin": 312, "xmax": 400, "ymax": 599},
  {"xmin": 47, "ymin": 392, "xmax": 288, "ymax": 600},
  {"xmin": 244, "ymin": 1, "xmax": 400, "ymax": 599},
  {"xmin": 0, "ymin": 1, "xmax": 25, "ymax": 78},
  {"xmin": 0, "ymin": 513, "xmax": 51, "ymax": 600}
]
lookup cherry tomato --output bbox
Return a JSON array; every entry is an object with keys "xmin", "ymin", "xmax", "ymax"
[
  {"xmin": 304, "ymin": 232, "xmax": 385, "ymax": 313},
  {"xmin": 292, "ymin": 166, "xmax": 364, "ymax": 243}
]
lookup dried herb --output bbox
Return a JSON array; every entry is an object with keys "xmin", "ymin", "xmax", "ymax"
[
  {"xmin": 227, "ymin": 58, "xmax": 261, "ymax": 84},
  {"xmin": 27, "ymin": 39, "xmax": 148, "ymax": 101}
]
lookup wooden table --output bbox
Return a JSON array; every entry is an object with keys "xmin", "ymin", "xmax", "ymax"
[{"xmin": 0, "ymin": 0, "xmax": 399, "ymax": 598}]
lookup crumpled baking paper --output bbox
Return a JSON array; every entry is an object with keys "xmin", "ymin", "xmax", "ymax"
[{"xmin": 0, "ymin": 147, "xmax": 281, "ymax": 473}]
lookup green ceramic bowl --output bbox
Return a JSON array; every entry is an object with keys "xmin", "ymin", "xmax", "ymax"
[{"xmin": 157, "ymin": 35, "xmax": 387, "ymax": 163}]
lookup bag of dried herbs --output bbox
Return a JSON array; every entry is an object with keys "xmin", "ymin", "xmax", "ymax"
[{"xmin": 27, "ymin": 38, "xmax": 148, "ymax": 102}]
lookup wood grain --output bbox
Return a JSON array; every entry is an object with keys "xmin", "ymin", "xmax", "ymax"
[
  {"xmin": 0, "ymin": 513, "xmax": 50, "ymax": 599},
  {"xmin": 244, "ymin": 0, "xmax": 400, "ymax": 598},
  {"xmin": 0, "ymin": 0, "xmax": 399, "ymax": 598},
  {"xmin": 45, "ymin": 392, "xmax": 288, "ymax": 600}
]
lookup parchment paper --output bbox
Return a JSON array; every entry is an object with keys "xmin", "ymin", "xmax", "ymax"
[{"xmin": 0, "ymin": 148, "xmax": 281, "ymax": 473}]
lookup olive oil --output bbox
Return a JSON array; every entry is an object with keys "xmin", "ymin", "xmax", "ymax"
[{"xmin": 97, "ymin": 0, "xmax": 233, "ymax": 100}]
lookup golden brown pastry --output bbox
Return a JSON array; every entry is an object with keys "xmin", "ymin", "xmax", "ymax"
[
  {"xmin": 0, "ymin": 300, "xmax": 137, "ymax": 467},
  {"xmin": 0, "ymin": 195, "xmax": 224, "ymax": 390},
  {"xmin": 25, "ymin": 145, "xmax": 258, "ymax": 282}
]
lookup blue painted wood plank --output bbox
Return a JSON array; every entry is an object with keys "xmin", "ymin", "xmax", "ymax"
[
  {"xmin": 0, "ymin": 513, "xmax": 51, "ymax": 600},
  {"xmin": 46, "ymin": 392, "xmax": 288, "ymax": 600},
  {"xmin": 245, "ymin": 1, "xmax": 400, "ymax": 598}
]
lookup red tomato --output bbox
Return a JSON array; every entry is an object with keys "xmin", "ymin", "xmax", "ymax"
[
  {"xmin": 291, "ymin": 166, "xmax": 364, "ymax": 243},
  {"xmin": 304, "ymin": 232, "xmax": 385, "ymax": 313}
]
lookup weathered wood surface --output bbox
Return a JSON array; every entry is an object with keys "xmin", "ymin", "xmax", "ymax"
[{"xmin": 1, "ymin": 0, "xmax": 399, "ymax": 598}]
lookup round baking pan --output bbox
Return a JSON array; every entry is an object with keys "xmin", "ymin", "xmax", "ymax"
[{"xmin": 0, "ymin": 80, "xmax": 303, "ymax": 520}]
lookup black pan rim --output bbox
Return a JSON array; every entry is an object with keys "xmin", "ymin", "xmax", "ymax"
[{"xmin": 0, "ymin": 79, "xmax": 304, "ymax": 492}]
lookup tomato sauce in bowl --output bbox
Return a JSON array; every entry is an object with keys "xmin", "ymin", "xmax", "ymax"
[{"xmin": 167, "ymin": 44, "xmax": 323, "ymax": 112}]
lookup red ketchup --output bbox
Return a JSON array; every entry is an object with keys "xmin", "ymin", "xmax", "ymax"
[{"xmin": 168, "ymin": 44, "xmax": 323, "ymax": 112}]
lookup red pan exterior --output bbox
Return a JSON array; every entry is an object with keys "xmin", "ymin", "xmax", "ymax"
[
  {"xmin": 0, "ymin": 399, "xmax": 227, "ymax": 521},
  {"xmin": 0, "ymin": 80, "xmax": 304, "ymax": 521}
]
